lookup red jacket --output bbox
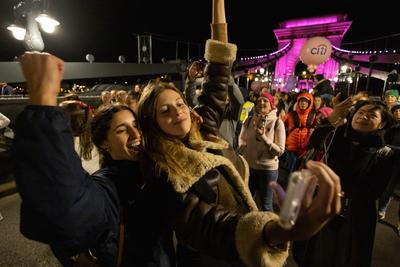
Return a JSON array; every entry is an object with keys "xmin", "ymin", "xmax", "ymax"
[{"xmin": 284, "ymin": 92, "xmax": 316, "ymax": 154}]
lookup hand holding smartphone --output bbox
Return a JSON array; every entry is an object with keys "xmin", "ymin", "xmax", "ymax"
[{"xmin": 279, "ymin": 169, "xmax": 317, "ymax": 229}]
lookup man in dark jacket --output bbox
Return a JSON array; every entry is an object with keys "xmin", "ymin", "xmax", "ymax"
[{"xmin": 313, "ymin": 74, "xmax": 334, "ymax": 96}]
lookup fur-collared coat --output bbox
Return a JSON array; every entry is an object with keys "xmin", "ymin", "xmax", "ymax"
[{"xmin": 143, "ymin": 38, "xmax": 289, "ymax": 267}]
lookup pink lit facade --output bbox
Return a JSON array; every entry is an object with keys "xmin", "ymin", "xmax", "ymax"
[{"xmin": 273, "ymin": 14, "xmax": 352, "ymax": 91}]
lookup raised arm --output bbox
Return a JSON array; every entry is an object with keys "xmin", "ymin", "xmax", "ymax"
[
  {"xmin": 212, "ymin": 0, "xmax": 227, "ymax": 42},
  {"xmin": 196, "ymin": 0, "xmax": 237, "ymax": 135},
  {"xmin": 13, "ymin": 53, "xmax": 118, "ymax": 250}
]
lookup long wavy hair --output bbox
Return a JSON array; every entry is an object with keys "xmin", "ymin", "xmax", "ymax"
[
  {"xmin": 59, "ymin": 100, "xmax": 94, "ymax": 160},
  {"xmin": 137, "ymin": 82, "xmax": 207, "ymax": 171}
]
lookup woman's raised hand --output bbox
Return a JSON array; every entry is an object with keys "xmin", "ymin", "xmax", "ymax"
[
  {"xmin": 289, "ymin": 160, "xmax": 342, "ymax": 240},
  {"xmin": 329, "ymin": 93, "xmax": 354, "ymax": 126},
  {"xmin": 264, "ymin": 161, "xmax": 342, "ymax": 245},
  {"xmin": 19, "ymin": 52, "xmax": 64, "ymax": 106}
]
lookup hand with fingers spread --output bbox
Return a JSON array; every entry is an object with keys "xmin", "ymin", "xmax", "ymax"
[
  {"xmin": 19, "ymin": 52, "xmax": 64, "ymax": 106},
  {"xmin": 328, "ymin": 94, "xmax": 354, "ymax": 126},
  {"xmin": 264, "ymin": 160, "xmax": 342, "ymax": 245}
]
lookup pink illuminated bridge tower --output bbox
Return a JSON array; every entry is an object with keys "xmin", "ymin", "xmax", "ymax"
[{"xmin": 273, "ymin": 14, "xmax": 352, "ymax": 86}]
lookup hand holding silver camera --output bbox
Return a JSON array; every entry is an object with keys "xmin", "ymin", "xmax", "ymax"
[{"xmin": 279, "ymin": 169, "xmax": 317, "ymax": 229}]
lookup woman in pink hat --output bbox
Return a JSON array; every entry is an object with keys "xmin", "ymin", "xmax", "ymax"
[{"xmin": 238, "ymin": 92, "xmax": 286, "ymax": 211}]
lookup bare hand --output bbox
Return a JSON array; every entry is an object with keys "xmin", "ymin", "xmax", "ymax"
[
  {"xmin": 290, "ymin": 160, "xmax": 342, "ymax": 240},
  {"xmin": 328, "ymin": 94, "xmax": 354, "ymax": 126},
  {"xmin": 188, "ymin": 61, "xmax": 199, "ymax": 81},
  {"xmin": 256, "ymin": 126, "xmax": 265, "ymax": 136},
  {"xmin": 19, "ymin": 52, "xmax": 64, "ymax": 106}
]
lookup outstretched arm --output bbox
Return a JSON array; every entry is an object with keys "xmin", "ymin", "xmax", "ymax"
[
  {"xmin": 197, "ymin": 0, "xmax": 237, "ymax": 134},
  {"xmin": 14, "ymin": 53, "xmax": 118, "ymax": 249}
]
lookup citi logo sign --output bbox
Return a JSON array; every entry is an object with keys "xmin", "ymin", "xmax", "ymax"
[{"xmin": 310, "ymin": 45, "xmax": 328, "ymax": 55}]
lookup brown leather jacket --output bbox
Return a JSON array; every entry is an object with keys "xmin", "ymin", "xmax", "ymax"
[{"xmin": 141, "ymin": 39, "xmax": 288, "ymax": 267}]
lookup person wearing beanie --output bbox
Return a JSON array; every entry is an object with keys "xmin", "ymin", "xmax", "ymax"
[
  {"xmin": 316, "ymin": 106, "xmax": 333, "ymax": 125},
  {"xmin": 391, "ymin": 103, "xmax": 400, "ymax": 122},
  {"xmin": 313, "ymin": 74, "xmax": 334, "ymax": 96},
  {"xmin": 283, "ymin": 92, "xmax": 316, "ymax": 186},
  {"xmin": 384, "ymin": 89, "xmax": 399, "ymax": 110},
  {"xmin": 238, "ymin": 91, "xmax": 286, "ymax": 212}
]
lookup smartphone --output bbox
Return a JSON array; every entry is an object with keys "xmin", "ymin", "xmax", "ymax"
[
  {"xmin": 255, "ymin": 116, "xmax": 267, "ymax": 141},
  {"xmin": 279, "ymin": 169, "xmax": 316, "ymax": 229},
  {"xmin": 335, "ymin": 82, "xmax": 349, "ymax": 102}
]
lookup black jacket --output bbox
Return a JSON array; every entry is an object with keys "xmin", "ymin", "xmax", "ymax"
[{"xmin": 12, "ymin": 106, "xmax": 174, "ymax": 267}]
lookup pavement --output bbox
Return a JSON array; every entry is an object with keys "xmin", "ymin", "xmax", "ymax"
[{"xmin": 0, "ymin": 192, "xmax": 399, "ymax": 266}]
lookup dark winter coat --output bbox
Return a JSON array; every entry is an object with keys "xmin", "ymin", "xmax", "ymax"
[
  {"xmin": 293, "ymin": 119, "xmax": 395, "ymax": 267},
  {"xmin": 12, "ymin": 106, "xmax": 174, "ymax": 267}
]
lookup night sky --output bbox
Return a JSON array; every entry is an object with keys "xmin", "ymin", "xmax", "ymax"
[{"xmin": 0, "ymin": 0, "xmax": 399, "ymax": 62}]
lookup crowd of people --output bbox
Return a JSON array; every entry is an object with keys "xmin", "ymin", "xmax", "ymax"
[{"xmin": 2, "ymin": 1, "xmax": 399, "ymax": 267}]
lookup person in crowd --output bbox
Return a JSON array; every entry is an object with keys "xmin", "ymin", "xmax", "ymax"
[
  {"xmin": 313, "ymin": 94, "xmax": 323, "ymax": 111},
  {"xmin": 238, "ymin": 92, "xmax": 286, "ymax": 211},
  {"xmin": 391, "ymin": 102, "xmax": 400, "ymax": 121},
  {"xmin": 377, "ymin": 103, "xmax": 400, "ymax": 220},
  {"xmin": 273, "ymin": 92, "xmax": 286, "ymax": 119},
  {"xmin": 184, "ymin": 60, "xmax": 205, "ymax": 108},
  {"xmin": 136, "ymin": 1, "xmax": 342, "ymax": 266},
  {"xmin": 384, "ymin": 88, "xmax": 399, "ymax": 110},
  {"xmin": 0, "ymin": 82, "xmax": 14, "ymax": 95},
  {"xmin": 312, "ymin": 74, "xmax": 334, "ymax": 96},
  {"xmin": 280, "ymin": 92, "xmax": 293, "ymax": 113},
  {"xmin": 116, "ymin": 90, "xmax": 128, "ymax": 105},
  {"xmin": 99, "ymin": 90, "xmax": 113, "ymax": 109},
  {"xmin": 126, "ymin": 90, "xmax": 141, "ymax": 113},
  {"xmin": 295, "ymin": 106, "xmax": 334, "ymax": 170},
  {"xmin": 133, "ymin": 84, "xmax": 142, "ymax": 94},
  {"xmin": 0, "ymin": 112, "xmax": 11, "ymax": 135},
  {"xmin": 315, "ymin": 106, "xmax": 333, "ymax": 125},
  {"xmin": 283, "ymin": 93, "xmax": 316, "ymax": 179},
  {"xmin": 110, "ymin": 89, "xmax": 118, "ymax": 104},
  {"xmin": 293, "ymin": 96, "xmax": 397, "ymax": 267},
  {"xmin": 59, "ymin": 100, "xmax": 100, "ymax": 174},
  {"xmin": 13, "ymin": 53, "xmax": 175, "ymax": 267}
]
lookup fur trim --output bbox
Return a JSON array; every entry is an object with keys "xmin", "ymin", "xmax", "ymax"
[
  {"xmin": 235, "ymin": 212, "xmax": 289, "ymax": 267},
  {"xmin": 204, "ymin": 39, "xmax": 237, "ymax": 65},
  {"xmin": 157, "ymin": 137, "xmax": 258, "ymax": 211}
]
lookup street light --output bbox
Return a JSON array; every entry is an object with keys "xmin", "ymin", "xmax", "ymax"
[
  {"xmin": 7, "ymin": 0, "xmax": 60, "ymax": 51},
  {"xmin": 7, "ymin": 24, "xmax": 26, "ymax": 40},
  {"xmin": 35, "ymin": 13, "xmax": 60, "ymax": 33}
]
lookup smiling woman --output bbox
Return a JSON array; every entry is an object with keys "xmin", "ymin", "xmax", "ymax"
[
  {"xmin": 12, "ymin": 52, "xmax": 176, "ymax": 266},
  {"xmin": 294, "ymin": 99, "xmax": 397, "ymax": 267}
]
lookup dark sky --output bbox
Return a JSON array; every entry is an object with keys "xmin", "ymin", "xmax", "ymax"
[{"xmin": 0, "ymin": 0, "xmax": 399, "ymax": 62}]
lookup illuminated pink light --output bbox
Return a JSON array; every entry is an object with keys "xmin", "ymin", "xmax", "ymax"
[{"xmin": 283, "ymin": 16, "xmax": 339, "ymax": 28}]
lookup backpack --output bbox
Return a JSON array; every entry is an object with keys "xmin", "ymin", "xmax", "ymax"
[{"xmin": 288, "ymin": 110, "xmax": 315, "ymax": 134}]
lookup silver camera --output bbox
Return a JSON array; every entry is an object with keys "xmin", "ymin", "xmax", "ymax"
[{"xmin": 279, "ymin": 169, "xmax": 316, "ymax": 229}]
